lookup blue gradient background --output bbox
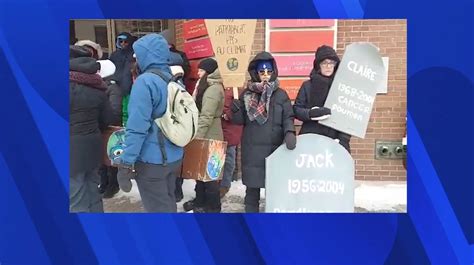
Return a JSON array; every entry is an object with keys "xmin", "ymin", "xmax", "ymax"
[{"xmin": 0, "ymin": 0, "xmax": 473, "ymax": 264}]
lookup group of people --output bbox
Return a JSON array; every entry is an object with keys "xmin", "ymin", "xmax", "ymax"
[{"xmin": 69, "ymin": 31, "xmax": 351, "ymax": 213}]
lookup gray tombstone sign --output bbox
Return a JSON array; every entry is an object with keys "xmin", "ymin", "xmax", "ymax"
[
  {"xmin": 265, "ymin": 134, "xmax": 354, "ymax": 213},
  {"xmin": 319, "ymin": 43, "xmax": 386, "ymax": 138}
]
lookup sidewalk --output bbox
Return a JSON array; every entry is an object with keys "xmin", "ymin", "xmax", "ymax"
[{"xmin": 104, "ymin": 179, "xmax": 407, "ymax": 213}]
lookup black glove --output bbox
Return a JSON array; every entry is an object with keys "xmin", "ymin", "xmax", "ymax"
[
  {"xmin": 284, "ymin": 132, "xmax": 296, "ymax": 150},
  {"xmin": 309, "ymin": 107, "xmax": 331, "ymax": 118},
  {"xmin": 117, "ymin": 164, "xmax": 136, "ymax": 192},
  {"xmin": 231, "ymin": 99, "xmax": 241, "ymax": 113}
]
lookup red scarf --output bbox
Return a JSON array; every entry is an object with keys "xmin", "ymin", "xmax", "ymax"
[{"xmin": 69, "ymin": 71, "xmax": 107, "ymax": 90}]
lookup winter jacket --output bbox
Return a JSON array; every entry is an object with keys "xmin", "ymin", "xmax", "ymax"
[
  {"xmin": 222, "ymin": 87, "xmax": 243, "ymax": 146},
  {"xmin": 70, "ymin": 57, "xmax": 113, "ymax": 175},
  {"xmin": 232, "ymin": 52, "xmax": 295, "ymax": 188},
  {"xmin": 195, "ymin": 69, "xmax": 225, "ymax": 141},
  {"xmin": 109, "ymin": 32, "xmax": 135, "ymax": 96},
  {"xmin": 105, "ymin": 79, "xmax": 122, "ymax": 126},
  {"xmin": 120, "ymin": 33, "xmax": 184, "ymax": 166},
  {"xmin": 293, "ymin": 46, "xmax": 351, "ymax": 153}
]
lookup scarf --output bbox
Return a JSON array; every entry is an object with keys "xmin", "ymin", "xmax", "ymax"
[
  {"xmin": 69, "ymin": 71, "xmax": 107, "ymax": 90},
  {"xmin": 245, "ymin": 80, "xmax": 278, "ymax": 125},
  {"xmin": 309, "ymin": 70, "xmax": 332, "ymax": 108}
]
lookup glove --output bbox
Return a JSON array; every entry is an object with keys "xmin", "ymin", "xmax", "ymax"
[
  {"xmin": 231, "ymin": 99, "xmax": 241, "ymax": 113},
  {"xmin": 284, "ymin": 132, "xmax": 296, "ymax": 150},
  {"xmin": 309, "ymin": 107, "xmax": 331, "ymax": 120},
  {"xmin": 117, "ymin": 164, "xmax": 136, "ymax": 192}
]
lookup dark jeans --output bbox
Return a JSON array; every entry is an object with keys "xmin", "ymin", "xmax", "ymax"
[
  {"xmin": 244, "ymin": 187, "xmax": 261, "ymax": 213},
  {"xmin": 134, "ymin": 160, "xmax": 181, "ymax": 213},
  {"xmin": 194, "ymin": 180, "xmax": 221, "ymax": 212},
  {"xmin": 70, "ymin": 169, "xmax": 104, "ymax": 213}
]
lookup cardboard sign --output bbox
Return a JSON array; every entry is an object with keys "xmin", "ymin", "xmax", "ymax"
[
  {"xmin": 265, "ymin": 134, "xmax": 355, "ymax": 213},
  {"xmin": 270, "ymin": 19, "xmax": 335, "ymax": 28},
  {"xmin": 182, "ymin": 138, "xmax": 227, "ymax": 182},
  {"xmin": 205, "ymin": 19, "xmax": 257, "ymax": 88},
  {"xmin": 184, "ymin": 38, "xmax": 214, "ymax": 60},
  {"xmin": 183, "ymin": 19, "xmax": 208, "ymax": 40},
  {"xmin": 274, "ymin": 55, "xmax": 314, "ymax": 76},
  {"xmin": 319, "ymin": 43, "xmax": 386, "ymax": 138}
]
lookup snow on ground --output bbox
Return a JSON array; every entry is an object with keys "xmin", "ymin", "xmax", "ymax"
[{"xmin": 105, "ymin": 179, "xmax": 406, "ymax": 213}]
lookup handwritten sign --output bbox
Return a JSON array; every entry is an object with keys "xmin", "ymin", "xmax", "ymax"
[
  {"xmin": 183, "ymin": 19, "xmax": 208, "ymax": 40},
  {"xmin": 270, "ymin": 19, "xmax": 335, "ymax": 28},
  {"xmin": 205, "ymin": 19, "xmax": 257, "ymax": 88},
  {"xmin": 319, "ymin": 43, "xmax": 386, "ymax": 138},
  {"xmin": 265, "ymin": 134, "xmax": 354, "ymax": 213},
  {"xmin": 184, "ymin": 38, "xmax": 214, "ymax": 60},
  {"xmin": 274, "ymin": 55, "xmax": 314, "ymax": 76}
]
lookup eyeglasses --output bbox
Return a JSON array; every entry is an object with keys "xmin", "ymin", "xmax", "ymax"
[
  {"xmin": 320, "ymin": 61, "xmax": 337, "ymax": 67},
  {"xmin": 258, "ymin": 69, "xmax": 273, "ymax": 75}
]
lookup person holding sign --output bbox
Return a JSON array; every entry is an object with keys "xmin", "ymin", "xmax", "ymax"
[
  {"xmin": 293, "ymin": 45, "xmax": 351, "ymax": 153},
  {"xmin": 231, "ymin": 52, "xmax": 296, "ymax": 213},
  {"xmin": 189, "ymin": 58, "xmax": 225, "ymax": 213}
]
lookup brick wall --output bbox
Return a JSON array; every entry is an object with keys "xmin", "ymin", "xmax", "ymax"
[{"xmin": 174, "ymin": 19, "xmax": 407, "ymax": 181}]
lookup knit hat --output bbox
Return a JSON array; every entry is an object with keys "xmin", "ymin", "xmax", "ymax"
[
  {"xmin": 75, "ymin": 40, "xmax": 103, "ymax": 60},
  {"xmin": 198, "ymin": 58, "xmax": 218, "ymax": 74},
  {"xmin": 314, "ymin": 45, "xmax": 340, "ymax": 67},
  {"xmin": 257, "ymin": 60, "xmax": 273, "ymax": 71}
]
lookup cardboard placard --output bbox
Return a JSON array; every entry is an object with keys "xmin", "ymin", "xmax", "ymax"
[
  {"xmin": 265, "ymin": 134, "xmax": 354, "ymax": 213},
  {"xmin": 319, "ymin": 43, "xmax": 386, "ymax": 138},
  {"xmin": 182, "ymin": 138, "xmax": 227, "ymax": 182},
  {"xmin": 205, "ymin": 19, "xmax": 257, "ymax": 88}
]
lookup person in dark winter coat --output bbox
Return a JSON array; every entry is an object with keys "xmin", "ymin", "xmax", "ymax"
[
  {"xmin": 69, "ymin": 45, "xmax": 113, "ymax": 212},
  {"xmin": 220, "ymin": 86, "xmax": 243, "ymax": 198},
  {"xmin": 97, "ymin": 60, "xmax": 122, "ymax": 199},
  {"xmin": 109, "ymin": 32, "xmax": 136, "ymax": 96},
  {"xmin": 231, "ymin": 52, "xmax": 296, "ymax": 213},
  {"xmin": 293, "ymin": 45, "xmax": 351, "ymax": 153},
  {"xmin": 115, "ymin": 33, "xmax": 184, "ymax": 213}
]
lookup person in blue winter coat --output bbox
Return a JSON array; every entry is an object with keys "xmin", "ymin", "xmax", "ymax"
[{"xmin": 115, "ymin": 33, "xmax": 184, "ymax": 213}]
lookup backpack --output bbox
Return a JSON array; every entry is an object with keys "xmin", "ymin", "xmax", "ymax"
[{"xmin": 146, "ymin": 69, "xmax": 199, "ymax": 148}]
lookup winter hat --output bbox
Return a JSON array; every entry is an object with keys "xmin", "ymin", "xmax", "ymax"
[
  {"xmin": 97, "ymin": 60, "xmax": 116, "ymax": 78},
  {"xmin": 314, "ymin": 45, "xmax": 340, "ymax": 67},
  {"xmin": 160, "ymin": 29, "xmax": 174, "ymax": 46},
  {"xmin": 70, "ymin": 45, "xmax": 92, "ymax": 59},
  {"xmin": 75, "ymin": 40, "xmax": 103, "ymax": 59},
  {"xmin": 257, "ymin": 60, "xmax": 273, "ymax": 71},
  {"xmin": 116, "ymin": 32, "xmax": 133, "ymax": 49},
  {"xmin": 198, "ymin": 58, "xmax": 218, "ymax": 74}
]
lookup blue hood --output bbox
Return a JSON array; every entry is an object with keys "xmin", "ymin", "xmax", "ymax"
[{"xmin": 133, "ymin": 34, "xmax": 171, "ymax": 72}]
